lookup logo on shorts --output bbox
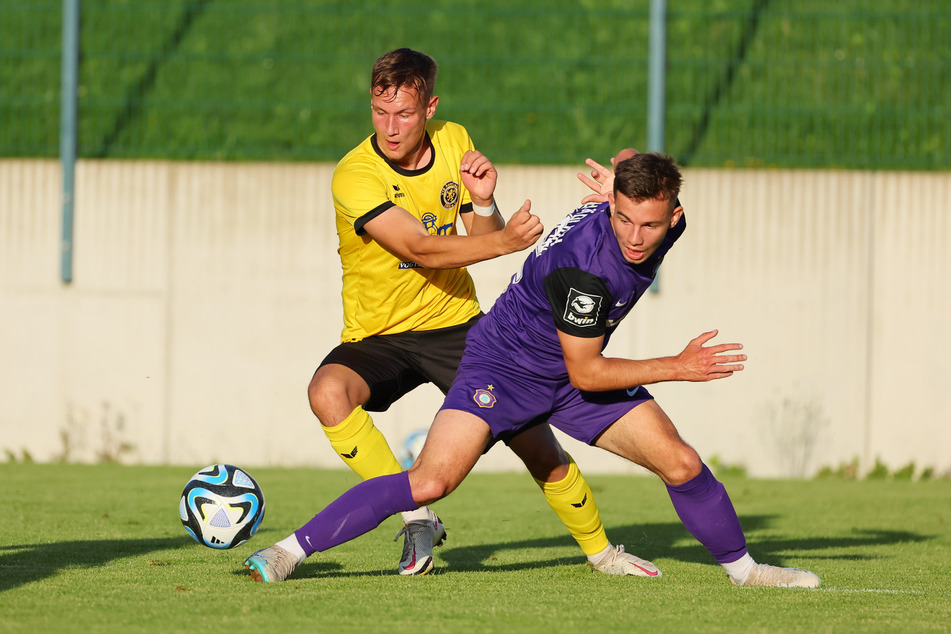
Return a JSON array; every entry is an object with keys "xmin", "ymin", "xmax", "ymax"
[
  {"xmin": 564, "ymin": 288, "xmax": 602, "ymax": 328},
  {"xmin": 473, "ymin": 386, "xmax": 496, "ymax": 408},
  {"xmin": 440, "ymin": 181, "xmax": 460, "ymax": 209}
]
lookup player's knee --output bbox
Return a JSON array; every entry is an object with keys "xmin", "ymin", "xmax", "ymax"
[
  {"xmin": 408, "ymin": 471, "xmax": 458, "ymax": 506},
  {"xmin": 523, "ymin": 453, "xmax": 570, "ymax": 483},
  {"xmin": 410, "ymin": 479, "xmax": 451, "ymax": 506},
  {"xmin": 663, "ymin": 447, "xmax": 703, "ymax": 486},
  {"xmin": 307, "ymin": 371, "xmax": 350, "ymax": 423},
  {"xmin": 509, "ymin": 427, "xmax": 570, "ymax": 481},
  {"xmin": 307, "ymin": 374, "xmax": 331, "ymax": 418}
]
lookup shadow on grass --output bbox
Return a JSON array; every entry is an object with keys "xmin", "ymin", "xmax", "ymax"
[
  {"xmin": 435, "ymin": 515, "xmax": 935, "ymax": 574},
  {"xmin": 2, "ymin": 518, "xmax": 933, "ymax": 587},
  {"xmin": 0, "ymin": 536, "xmax": 195, "ymax": 593},
  {"xmin": 267, "ymin": 516, "xmax": 936, "ymax": 581}
]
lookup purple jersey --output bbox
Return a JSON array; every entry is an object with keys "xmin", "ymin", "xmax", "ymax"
[{"xmin": 464, "ymin": 201, "xmax": 686, "ymax": 379}]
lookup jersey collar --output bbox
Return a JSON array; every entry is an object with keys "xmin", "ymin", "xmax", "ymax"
[{"xmin": 370, "ymin": 131, "xmax": 436, "ymax": 176}]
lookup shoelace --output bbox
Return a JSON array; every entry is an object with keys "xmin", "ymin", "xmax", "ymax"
[
  {"xmin": 264, "ymin": 548, "xmax": 298, "ymax": 580},
  {"xmin": 393, "ymin": 519, "xmax": 431, "ymax": 543}
]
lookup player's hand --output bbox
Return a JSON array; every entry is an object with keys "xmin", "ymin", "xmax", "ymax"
[
  {"xmin": 500, "ymin": 200, "xmax": 543, "ymax": 253},
  {"xmin": 576, "ymin": 149, "xmax": 639, "ymax": 204},
  {"xmin": 460, "ymin": 150, "xmax": 498, "ymax": 205},
  {"xmin": 674, "ymin": 330, "xmax": 746, "ymax": 381}
]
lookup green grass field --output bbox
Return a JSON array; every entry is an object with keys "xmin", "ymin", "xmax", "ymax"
[{"xmin": 2, "ymin": 463, "xmax": 949, "ymax": 633}]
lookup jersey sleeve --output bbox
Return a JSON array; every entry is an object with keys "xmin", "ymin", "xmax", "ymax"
[
  {"xmin": 543, "ymin": 267, "xmax": 614, "ymax": 338},
  {"xmin": 332, "ymin": 159, "xmax": 394, "ymax": 235}
]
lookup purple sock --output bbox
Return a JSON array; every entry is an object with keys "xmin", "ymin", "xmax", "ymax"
[
  {"xmin": 294, "ymin": 471, "xmax": 417, "ymax": 556},
  {"xmin": 666, "ymin": 463, "xmax": 748, "ymax": 564}
]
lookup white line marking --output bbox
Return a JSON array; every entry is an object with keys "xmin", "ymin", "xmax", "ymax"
[{"xmin": 820, "ymin": 587, "xmax": 922, "ymax": 595}]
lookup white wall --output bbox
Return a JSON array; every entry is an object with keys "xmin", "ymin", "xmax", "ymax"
[{"xmin": 1, "ymin": 159, "xmax": 948, "ymax": 478}]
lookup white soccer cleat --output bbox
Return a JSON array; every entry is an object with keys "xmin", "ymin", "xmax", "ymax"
[
  {"xmin": 243, "ymin": 545, "xmax": 300, "ymax": 583},
  {"xmin": 589, "ymin": 544, "xmax": 661, "ymax": 577},
  {"xmin": 394, "ymin": 509, "xmax": 447, "ymax": 576},
  {"xmin": 731, "ymin": 563, "xmax": 821, "ymax": 588}
]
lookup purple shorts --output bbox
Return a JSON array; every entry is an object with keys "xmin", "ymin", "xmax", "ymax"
[{"xmin": 441, "ymin": 356, "xmax": 653, "ymax": 447}]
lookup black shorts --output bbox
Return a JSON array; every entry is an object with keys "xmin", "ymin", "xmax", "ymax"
[{"xmin": 319, "ymin": 315, "xmax": 482, "ymax": 412}]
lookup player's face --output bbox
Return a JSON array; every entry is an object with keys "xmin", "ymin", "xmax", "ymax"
[
  {"xmin": 609, "ymin": 193, "xmax": 683, "ymax": 264},
  {"xmin": 370, "ymin": 85, "xmax": 437, "ymax": 168}
]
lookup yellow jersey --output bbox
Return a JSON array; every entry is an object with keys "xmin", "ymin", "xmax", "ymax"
[{"xmin": 331, "ymin": 120, "xmax": 482, "ymax": 342}]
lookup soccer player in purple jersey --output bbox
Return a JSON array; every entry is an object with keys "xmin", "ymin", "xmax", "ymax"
[{"xmin": 244, "ymin": 151, "xmax": 821, "ymax": 588}]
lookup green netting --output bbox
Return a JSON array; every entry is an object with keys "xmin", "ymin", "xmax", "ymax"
[{"xmin": 1, "ymin": 0, "xmax": 948, "ymax": 168}]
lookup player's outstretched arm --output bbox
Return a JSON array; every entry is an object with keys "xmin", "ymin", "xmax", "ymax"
[
  {"xmin": 363, "ymin": 200, "xmax": 543, "ymax": 270},
  {"xmin": 558, "ymin": 328, "xmax": 746, "ymax": 392}
]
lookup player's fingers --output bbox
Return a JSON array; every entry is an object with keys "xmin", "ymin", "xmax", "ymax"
[
  {"xmin": 463, "ymin": 156, "xmax": 491, "ymax": 175},
  {"xmin": 691, "ymin": 329, "xmax": 719, "ymax": 346},
  {"xmin": 523, "ymin": 212, "xmax": 542, "ymax": 232},
  {"xmin": 577, "ymin": 172, "xmax": 599, "ymax": 189},
  {"xmin": 709, "ymin": 364, "xmax": 744, "ymax": 377},
  {"xmin": 711, "ymin": 353, "xmax": 747, "ymax": 365},
  {"xmin": 506, "ymin": 203, "xmax": 531, "ymax": 226},
  {"xmin": 705, "ymin": 370, "xmax": 735, "ymax": 381},
  {"xmin": 461, "ymin": 149, "xmax": 483, "ymax": 163},
  {"xmin": 710, "ymin": 343, "xmax": 745, "ymax": 354},
  {"xmin": 520, "ymin": 217, "xmax": 543, "ymax": 242},
  {"xmin": 460, "ymin": 150, "xmax": 489, "ymax": 172},
  {"xmin": 585, "ymin": 158, "xmax": 611, "ymax": 178}
]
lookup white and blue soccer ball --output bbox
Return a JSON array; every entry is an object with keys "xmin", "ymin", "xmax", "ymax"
[
  {"xmin": 399, "ymin": 429, "xmax": 428, "ymax": 469},
  {"xmin": 179, "ymin": 464, "xmax": 265, "ymax": 549}
]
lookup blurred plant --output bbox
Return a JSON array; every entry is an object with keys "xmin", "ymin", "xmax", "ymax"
[
  {"xmin": 815, "ymin": 456, "xmax": 860, "ymax": 480},
  {"xmin": 4, "ymin": 448, "xmax": 34, "ymax": 463},
  {"xmin": 892, "ymin": 462, "xmax": 916, "ymax": 481},
  {"xmin": 865, "ymin": 457, "xmax": 891, "ymax": 480},
  {"xmin": 708, "ymin": 454, "xmax": 748, "ymax": 479},
  {"xmin": 57, "ymin": 401, "xmax": 136, "ymax": 464},
  {"xmin": 761, "ymin": 397, "xmax": 829, "ymax": 478}
]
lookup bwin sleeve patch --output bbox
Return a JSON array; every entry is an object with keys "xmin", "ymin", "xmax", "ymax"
[
  {"xmin": 564, "ymin": 287, "xmax": 602, "ymax": 328},
  {"xmin": 544, "ymin": 267, "xmax": 612, "ymax": 338}
]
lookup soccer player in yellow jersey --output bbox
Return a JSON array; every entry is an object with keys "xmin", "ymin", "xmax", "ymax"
[{"xmin": 294, "ymin": 49, "xmax": 649, "ymax": 577}]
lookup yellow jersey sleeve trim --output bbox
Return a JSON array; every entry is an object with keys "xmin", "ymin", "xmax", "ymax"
[{"xmin": 355, "ymin": 200, "xmax": 395, "ymax": 235}]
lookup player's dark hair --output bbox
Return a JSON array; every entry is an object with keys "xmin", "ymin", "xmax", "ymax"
[
  {"xmin": 371, "ymin": 48, "xmax": 438, "ymax": 106},
  {"xmin": 614, "ymin": 152, "xmax": 682, "ymax": 205}
]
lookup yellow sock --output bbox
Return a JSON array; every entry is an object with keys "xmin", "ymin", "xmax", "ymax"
[
  {"xmin": 535, "ymin": 455, "xmax": 610, "ymax": 556},
  {"xmin": 321, "ymin": 407, "xmax": 402, "ymax": 480}
]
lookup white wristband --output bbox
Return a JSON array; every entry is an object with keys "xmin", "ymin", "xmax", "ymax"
[{"xmin": 472, "ymin": 201, "xmax": 497, "ymax": 217}]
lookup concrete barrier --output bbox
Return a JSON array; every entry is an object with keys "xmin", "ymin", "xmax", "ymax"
[{"xmin": 1, "ymin": 159, "xmax": 948, "ymax": 477}]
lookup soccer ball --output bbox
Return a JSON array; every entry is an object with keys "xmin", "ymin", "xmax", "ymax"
[
  {"xmin": 179, "ymin": 464, "xmax": 265, "ymax": 549},
  {"xmin": 399, "ymin": 428, "xmax": 428, "ymax": 469}
]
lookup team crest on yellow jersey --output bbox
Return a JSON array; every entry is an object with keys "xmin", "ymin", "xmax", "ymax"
[{"xmin": 440, "ymin": 181, "xmax": 460, "ymax": 209}]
